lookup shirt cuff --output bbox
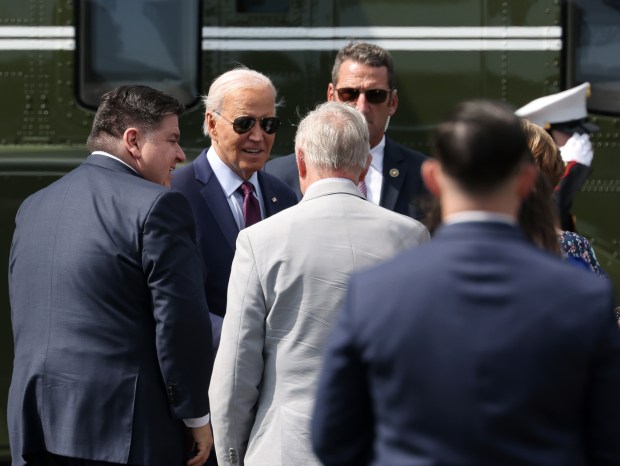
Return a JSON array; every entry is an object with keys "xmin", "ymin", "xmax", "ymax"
[{"xmin": 183, "ymin": 413, "xmax": 210, "ymax": 427}]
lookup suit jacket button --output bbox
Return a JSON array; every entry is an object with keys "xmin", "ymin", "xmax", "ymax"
[{"xmin": 229, "ymin": 448, "xmax": 238, "ymax": 463}]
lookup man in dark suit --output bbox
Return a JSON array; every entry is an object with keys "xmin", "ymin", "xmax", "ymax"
[
  {"xmin": 8, "ymin": 86, "xmax": 213, "ymax": 466},
  {"xmin": 172, "ymin": 67, "xmax": 297, "ymax": 350},
  {"xmin": 265, "ymin": 41, "xmax": 428, "ymax": 220},
  {"xmin": 312, "ymin": 100, "xmax": 620, "ymax": 466}
]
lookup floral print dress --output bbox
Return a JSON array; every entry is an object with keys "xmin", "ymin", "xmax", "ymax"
[{"xmin": 560, "ymin": 230, "xmax": 607, "ymax": 278}]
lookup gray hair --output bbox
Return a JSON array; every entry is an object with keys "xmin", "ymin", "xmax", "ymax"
[
  {"xmin": 202, "ymin": 66, "xmax": 279, "ymax": 137},
  {"xmin": 295, "ymin": 101, "xmax": 369, "ymax": 172}
]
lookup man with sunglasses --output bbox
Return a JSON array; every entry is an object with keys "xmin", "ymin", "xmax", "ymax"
[
  {"xmin": 265, "ymin": 41, "xmax": 429, "ymax": 221},
  {"xmin": 172, "ymin": 67, "xmax": 297, "ymax": 358}
]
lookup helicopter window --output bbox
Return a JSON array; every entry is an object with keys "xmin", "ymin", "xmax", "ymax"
[
  {"xmin": 236, "ymin": 0, "xmax": 289, "ymax": 13},
  {"xmin": 567, "ymin": 0, "xmax": 620, "ymax": 114},
  {"xmin": 77, "ymin": 0, "xmax": 200, "ymax": 109}
]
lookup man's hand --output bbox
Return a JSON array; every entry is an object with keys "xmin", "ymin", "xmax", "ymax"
[{"xmin": 187, "ymin": 423, "xmax": 214, "ymax": 466}]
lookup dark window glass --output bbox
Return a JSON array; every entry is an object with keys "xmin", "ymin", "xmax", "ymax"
[
  {"xmin": 236, "ymin": 0, "xmax": 289, "ymax": 14},
  {"xmin": 569, "ymin": 0, "xmax": 620, "ymax": 114},
  {"xmin": 78, "ymin": 0, "xmax": 200, "ymax": 108}
]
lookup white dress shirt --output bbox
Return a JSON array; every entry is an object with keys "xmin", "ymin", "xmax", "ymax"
[
  {"xmin": 444, "ymin": 210, "xmax": 517, "ymax": 226},
  {"xmin": 362, "ymin": 136, "xmax": 386, "ymax": 205},
  {"xmin": 207, "ymin": 147, "xmax": 265, "ymax": 229}
]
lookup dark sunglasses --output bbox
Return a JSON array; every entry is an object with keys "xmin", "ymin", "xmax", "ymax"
[
  {"xmin": 214, "ymin": 111, "xmax": 280, "ymax": 135},
  {"xmin": 336, "ymin": 88, "xmax": 393, "ymax": 104}
]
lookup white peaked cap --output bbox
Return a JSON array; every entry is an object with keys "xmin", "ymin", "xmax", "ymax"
[{"xmin": 515, "ymin": 82, "xmax": 591, "ymax": 128}]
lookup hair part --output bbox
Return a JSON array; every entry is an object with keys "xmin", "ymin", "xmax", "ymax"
[
  {"xmin": 202, "ymin": 65, "xmax": 280, "ymax": 137},
  {"xmin": 331, "ymin": 41, "xmax": 397, "ymax": 90},
  {"xmin": 433, "ymin": 100, "xmax": 533, "ymax": 195},
  {"xmin": 86, "ymin": 85, "xmax": 183, "ymax": 153},
  {"xmin": 295, "ymin": 101, "xmax": 369, "ymax": 173}
]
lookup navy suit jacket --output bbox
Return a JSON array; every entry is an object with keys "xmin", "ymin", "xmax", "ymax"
[
  {"xmin": 8, "ymin": 154, "xmax": 213, "ymax": 466},
  {"xmin": 172, "ymin": 149, "xmax": 297, "ymax": 318},
  {"xmin": 264, "ymin": 137, "xmax": 429, "ymax": 220},
  {"xmin": 312, "ymin": 221, "xmax": 620, "ymax": 466}
]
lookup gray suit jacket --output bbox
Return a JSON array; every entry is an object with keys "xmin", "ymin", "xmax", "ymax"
[
  {"xmin": 209, "ymin": 179, "xmax": 429, "ymax": 466},
  {"xmin": 8, "ymin": 154, "xmax": 212, "ymax": 466}
]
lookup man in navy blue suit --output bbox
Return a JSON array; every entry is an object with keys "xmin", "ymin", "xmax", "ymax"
[
  {"xmin": 9, "ymin": 86, "xmax": 213, "ymax": 466},
  {"xmin": 172, "ymin": 67, "xmax": 297, "ymax": 350},
  {"xmin": 265, "ymin": 41, "xmax": 428, "ymax": 220},
  {"xmin": 312, "ymin": 100, "xmax": 620, "ymax": 466}
]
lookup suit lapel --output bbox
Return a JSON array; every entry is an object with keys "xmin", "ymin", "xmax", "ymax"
[
  {"xmin": 258, "ymin": 172, "xmax": 285, "ymax": 217},
  {"xmin": 380, "ymin": 137, "xmax": 408, "ymax": 211},
  {"xmin": 194, "ymin": 153, "xmax": 239, "ymax": 250}
]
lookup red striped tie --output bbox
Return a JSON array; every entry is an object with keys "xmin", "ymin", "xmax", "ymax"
[{"xmin": 358, "ymin": 179, "xmax": 368, "ymax": 198}]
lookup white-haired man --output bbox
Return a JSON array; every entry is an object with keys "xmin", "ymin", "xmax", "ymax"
[
  {"xmin": 172, "ymin": 67, "xmax": 297, "ymax": 352},
  {"xmin": 209, "ymin": 101, "xmax": 429, "ymax": 465}
]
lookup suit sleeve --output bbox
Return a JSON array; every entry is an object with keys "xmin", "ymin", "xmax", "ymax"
[
  {"xmin": 142, "ymin": 190, "xmax": 213, "ymax": 419},
  {"xmin": 209, "ymin": 230, "xmax": 267, "ymax": 465},
  {"xmin": 585, "ymin": 286, "xmax": 620, "ymax": 464},
  {"xmin": 556, "ymin": 162, "xmax": 591, "ymax": 231},
  {"xmin": 311, "ymin": 277, "xmax": 374, "ymax": 466}
]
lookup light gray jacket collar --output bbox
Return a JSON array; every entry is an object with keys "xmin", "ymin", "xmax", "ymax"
[{"xmin": 301, "ymin": 178, "xmax": 364, "ymax": 202}]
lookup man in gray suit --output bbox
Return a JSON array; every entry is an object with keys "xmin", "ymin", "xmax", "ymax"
[
  {"xmin": 8, "ymin": 86, "xmax": 213, "ymax": 466},
  {"xmin": 209, "ymin": 102, "xmax": 429, "ymax": 465}
]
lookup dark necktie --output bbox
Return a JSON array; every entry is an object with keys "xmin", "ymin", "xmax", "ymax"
[{"xmin": 239, "ymin": 181, "xmax": 261, "ymax": 228}]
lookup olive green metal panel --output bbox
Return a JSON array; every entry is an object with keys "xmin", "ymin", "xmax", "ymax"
[
  {"xmin": 1, "ymin": 0, "xmax": 619, "ymax": 462},
  {"xmin": 330, "ymin": 0, "xmax": 559, "ymax": 27},
  {"xmin": 572, "ymin": 116, "xmax": 620, "ymax": 302}
]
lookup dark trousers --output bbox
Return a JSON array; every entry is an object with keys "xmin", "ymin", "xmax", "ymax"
[{"xmin": 24, "ymin": 451, "xmax": 139, "ymax": 466}]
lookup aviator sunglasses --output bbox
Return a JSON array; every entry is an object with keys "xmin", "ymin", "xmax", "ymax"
[
  {"xmin": 336, "ymin": 88, "xmax": 394, "ymax": 104},
  {"xmin": 214, "ymin": 111, "xmax": 281, "ymax": 135}
]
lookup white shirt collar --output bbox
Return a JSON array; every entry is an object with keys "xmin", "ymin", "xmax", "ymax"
[
  {"xmin": 369, "ymin": 136, "xmax": 386, "ymax": 171},
  {"xmin": 92, "ymin": 151, "xmax": 138, "ymax": 174},
  {"xmin": 309, "ymin": 177, "xmax": 356, "ymax": 189},
  {"xmin": 443, "ymin": 210, "xmax": 517, "ymax": 226},
  {"xmin": 206, "ymin": 147, "xmax": 260, "ymax": 196}
]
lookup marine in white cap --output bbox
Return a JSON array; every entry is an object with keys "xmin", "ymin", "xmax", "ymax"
[{"xmin": 516, "ymin": 82, "xmax": 599, "ymax": 232}]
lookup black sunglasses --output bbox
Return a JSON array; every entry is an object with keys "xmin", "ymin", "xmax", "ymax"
[
  {"xmin": 214, "ymin": 111, "xmax": 280, "ymax": 135},
  {"xmin": 336, "ymin": 88, "xmax": 393, "ymax": 104}
]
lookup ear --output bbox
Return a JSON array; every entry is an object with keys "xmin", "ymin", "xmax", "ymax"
[
  {"xmin": 388, "ymin": 89, "xmax": 398, "ymax": 116},
  {"xmin": 123, "ymin": 128, "xmax": 141, "ymax": 160},
  {"xmin": 327, "ymin": 83, "xmax": 336, "ymax": 102},
  {"xmin": 421, "ymin": 159, "xmax": 441, "ymax": 197},
  {"xmin": 358, "ymin": 154, "xmax": 372, "ymax": 183},
  {"xmin": 296, "ymin": 149, "xmax": 306, "ymax": 178},
  {"xmin": 206, "ymin": 112, "xmax": 217, "ymax": 140},
  {"xmin": 517, "ymin": 163, "xmax": 539, "ymax": 200}
]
